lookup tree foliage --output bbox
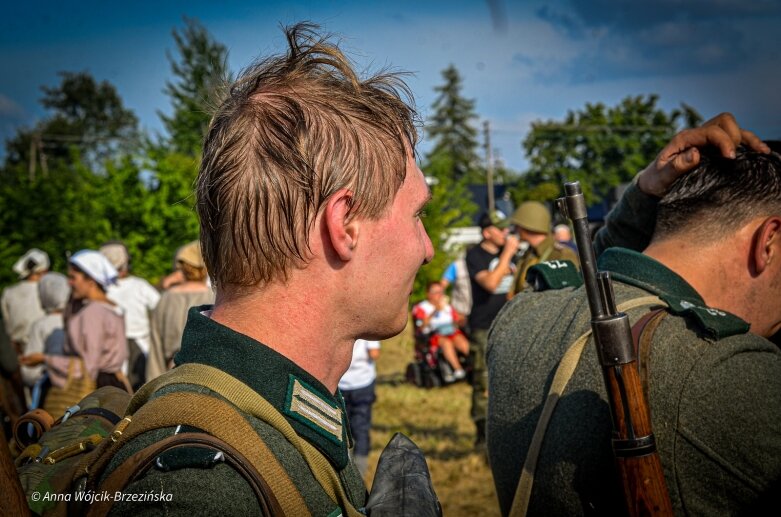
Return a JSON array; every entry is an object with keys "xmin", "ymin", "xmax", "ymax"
[
  {"xmin": 159, "ymin": 17, "xmax": 230, "ymax": 155},
  {"xmin": 515, "ymin": 95, "xmax": 702, "ymax": 205},
  {"xmin": 0, "ymin": 17, "xmax": 217, "ymax": 288}
]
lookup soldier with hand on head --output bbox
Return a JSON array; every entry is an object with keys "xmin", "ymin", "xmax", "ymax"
[{"xmin": 487, "ymin": 114, "xmax": 779, "ymax": 516}]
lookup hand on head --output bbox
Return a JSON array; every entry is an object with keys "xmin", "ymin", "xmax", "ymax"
[{"xmin": 637, "ymin": 113, "xmax": 771, "ymax": 197}]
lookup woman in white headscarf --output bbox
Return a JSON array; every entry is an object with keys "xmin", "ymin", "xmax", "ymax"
[{"xmin": 21, "ymin": 250, "xmax": 130, "ymax": 416}]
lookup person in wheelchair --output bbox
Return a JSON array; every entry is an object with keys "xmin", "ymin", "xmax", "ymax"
[{"xmin": 412, "ymin": 281, "xmax": 469, "ymax": 383}]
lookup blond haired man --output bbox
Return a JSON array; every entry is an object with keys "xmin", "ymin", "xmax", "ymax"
[{"xmin": 103, "ymin": 24, "xmax": 433, "ymax": 516}]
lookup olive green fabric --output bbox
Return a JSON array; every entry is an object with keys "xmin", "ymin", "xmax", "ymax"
[
  {"xmin": 511, "ymin": 235, "xmax": 580, "ymax": 296},
  {"xmin": 487, "ymin": 248, "xmax": 781, "ymax": 516},
  {"xmin": 592, "ymin": 177, "xmax": 659, "ymax": 256},
  {"xmin": 105, "ymin": 307, "xmax": 367, "ymax": 516}
]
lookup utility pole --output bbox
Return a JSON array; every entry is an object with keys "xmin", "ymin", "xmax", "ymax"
[{"xmin": 483, "ymin": 120, "xmax": 495, "ymax": 214}]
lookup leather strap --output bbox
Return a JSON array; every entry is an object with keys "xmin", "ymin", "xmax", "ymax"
[
  {"xmin": 88, "ymin": 432, "xmax": 283, "ymax": 517},
  {"xmin": 630, "ymin": 308, "xmax": 668, "ymax": 404},
  {"xmin": 509, "ymin": 296, "xmax": 668, "ymax": 517},
  {"xmin": 13, "ymin": 408, "xmax": 54, "ymax": 449}
]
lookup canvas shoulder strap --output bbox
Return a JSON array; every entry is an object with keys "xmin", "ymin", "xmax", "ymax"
[
  {"xmin": 88, "ymin": 363, "xmax": 362, "ymax": 517},
  {"xmin": 509, "ymin": 295, "xmax": 668, "ymax": 517},
  {"xmin": 84, "ymin": 390, "xmax": 308, "ymax": 517}
]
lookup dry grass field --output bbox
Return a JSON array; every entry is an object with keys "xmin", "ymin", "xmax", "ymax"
[{"xmin": 364, "ymin": 319, "xmax": 501, "ymax": 516}]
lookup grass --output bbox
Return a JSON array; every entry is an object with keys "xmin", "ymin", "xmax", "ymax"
[{"xmin": 364, "ymin": 318, "xmax": 501, "ymax": 516}]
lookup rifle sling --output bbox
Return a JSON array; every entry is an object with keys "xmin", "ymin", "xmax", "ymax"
[{"xmin": 509, "ymin": 296, "xmax": 667, "ymax": 517}]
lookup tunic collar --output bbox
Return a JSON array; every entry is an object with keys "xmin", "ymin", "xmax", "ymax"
[
  {"xmin": 174, "ymin": 306, "xmax": 351, "ymax": 469},
  {"xmin": 598, "ymin": 248, "xmax": 749, "ymax": 339}
]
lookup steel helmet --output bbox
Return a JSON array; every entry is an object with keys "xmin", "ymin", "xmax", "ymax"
[{"xmin": 511, "ymin": 201, "xmax": 551, "ymax": 234}]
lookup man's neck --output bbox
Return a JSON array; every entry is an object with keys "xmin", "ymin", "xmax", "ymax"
[
  {"xmin": 210, "ymin": 280, "xmax": 354, "ymax": 393},
  {"xmin": 480, "ymin": 239, "xmax": 500, "ymax": 254},
  {"xmin": 643, "ymin": 232, "xmax": 754, "ymax": 327}
]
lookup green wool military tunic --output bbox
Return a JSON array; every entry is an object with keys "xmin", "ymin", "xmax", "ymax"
[
  {"xmin": 487, "ymin": 246, "xmax": 781, "ymax": 515},
  {"xmin": 104, "ymin": 307, "xmax": 367, "ymax": 516}
]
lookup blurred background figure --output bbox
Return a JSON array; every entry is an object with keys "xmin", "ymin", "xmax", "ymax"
[
  {"xmin": 1, "ymin": 249, "xmax": 49, "ymax": 426},
  {"xmin": 440, "ymin": 256, "xmax": 472, "ymax": 321},
  {"xmin": 339, "ymin": 339, "xmax": 381, "ymax": 478},
  {"xmin": 553, "ymin": 224, "xmax": 578, "ymax": 252},
  {"xmin": 147, "ymin": 241, "xmax": 214, "ymax": 381},
  {"xmin": 21, "ymin": 250, "xmax": 129, "ymax": 418},
  {"xmin": 100, "ymin": 242, "xmax": 160, "ymax": 391},
  {"xmin": 21, "ymin": 272, "xmax": 70, "ymax": 408},
  {"xmin": 509, "ymin": 201, "xmax": 579, "ymax": 297},
  {"xmin": 2, "ymin": 249, "xmax": 49, "ymax": 354},
  {"xmin": 412, "ymin": 281, "xmax": 469, "ymax": 383}
]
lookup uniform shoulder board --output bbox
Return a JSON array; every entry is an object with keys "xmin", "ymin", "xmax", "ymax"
[
  {"xmin": 526, "ymin": 260, "xmax": 583, "ymax": 292},
  {"xmin": 660, "ymin": 295, "xmax": 750, "ymax": 340}
]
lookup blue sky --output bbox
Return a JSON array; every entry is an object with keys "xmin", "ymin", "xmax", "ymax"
[{"xmin": 2, "ymin": 0, "xmax": 780, "ymax": 171}]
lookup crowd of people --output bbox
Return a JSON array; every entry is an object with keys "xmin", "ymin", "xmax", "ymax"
[
  {"xmin": 0, "ymin": 240, "xmax": 213, "ymax": 421},
  {"xmin": 2, "ymin": 22, "xmax": 780, "ymax": 517}
]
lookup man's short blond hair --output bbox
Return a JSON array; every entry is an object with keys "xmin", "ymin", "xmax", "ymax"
[{"xmin": 197, "ymin": 23, "xmax": 418, "ymax": 289}]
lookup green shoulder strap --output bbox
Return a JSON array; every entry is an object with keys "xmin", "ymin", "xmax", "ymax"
[{"xmin": 129, "ymin": 363, "xmax": 363, "ymax": 517}]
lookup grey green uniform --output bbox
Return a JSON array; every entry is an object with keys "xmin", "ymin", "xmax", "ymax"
[
  {"xmin": 487, "ymin": 184, "xmax": 781, "ymax": 515},
  {"xmin": 105, "ymin": 307, "xmax": 366, "ymax": 516}
]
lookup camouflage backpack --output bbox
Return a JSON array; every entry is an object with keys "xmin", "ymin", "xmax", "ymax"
[{"xmin": 14, "ymin": 386, "xmax": 131, "ymax": 516}]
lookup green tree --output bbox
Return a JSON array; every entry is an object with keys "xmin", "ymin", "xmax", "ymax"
[
  {"xmin": 4, "ymin": 72, "xmax": 140, "ymax": 173},
  {"xmin": 427, "ymin": 65, "xmax": 481, "ymax": 181},
  {"xmin": 0, "ymin": 72, "xmax": 143, "ymax": 286},
  {"xmin": 160, "ymin": 17, "xmax": 231, "ymax": 155},
  {"xmin": 516, "ymin": 95, "xmax": 702, "ymax": 205}
]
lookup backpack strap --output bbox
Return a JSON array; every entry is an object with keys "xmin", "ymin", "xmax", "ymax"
[
  {"xmin": 87, "ymin": 431, "xmax": 283, "ymax": 516},
  {"xmin": 129, "ymin": 363, "xmax": 363, "ymax": 517},
  {"xmin": 509, "ymin": 295, "xmax": 668, "ymax": 517},
  {"xmin": 85, "ymin": 390, "xmax": 309, "ymax": 517}
]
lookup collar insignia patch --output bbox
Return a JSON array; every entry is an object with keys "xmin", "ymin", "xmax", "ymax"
[{"xmin": 285, "ymin": 376, "xmax": 343, "ymax": 444}]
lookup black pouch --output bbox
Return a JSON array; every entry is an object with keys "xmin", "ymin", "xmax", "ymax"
[{"xmin": 365, "ymin": 432, "xmax": 441, "ymax": 517}]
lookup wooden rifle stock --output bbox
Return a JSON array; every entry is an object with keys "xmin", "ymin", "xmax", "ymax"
[{"xmin": 557, "ymin": 182, "xmax": 673, "ymax": 516}]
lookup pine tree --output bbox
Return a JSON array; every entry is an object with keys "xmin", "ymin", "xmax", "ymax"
[
  {"xmin": 159, "ymin": 17, "xmax": 231, "ymax": 155},
  {"xmin": 426, "ymin": 65, "xmax": 480, "ymax": 181},
  {"xmin": 413, "ymin": 65, "xmax": 480, "ymax": 300}
]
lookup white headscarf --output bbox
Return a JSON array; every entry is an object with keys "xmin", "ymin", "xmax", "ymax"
[
  {"xmin": 69, "ymin": 250, "xmax": 119, "ymax": 290},
  {"xmin": 12, "ymin": 248, "xmax": 50, "ymax": 279}
]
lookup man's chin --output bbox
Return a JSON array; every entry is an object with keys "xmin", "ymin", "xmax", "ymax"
[{"xmin": 360, "ymin": 312, "xmax": 409, "ymax": 342}]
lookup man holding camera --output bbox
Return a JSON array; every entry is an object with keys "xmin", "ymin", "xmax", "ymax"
[{"xmin": 465, "ymin": 211, "xmax": 519, "ymax": 451}]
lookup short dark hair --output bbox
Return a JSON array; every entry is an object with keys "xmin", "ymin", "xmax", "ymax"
[{"xmin": 654, "ymin": 148, "xmax": 781, "ymax": 241}]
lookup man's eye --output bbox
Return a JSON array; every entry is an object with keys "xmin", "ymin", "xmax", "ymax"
[{"xmin": 417, "ymin": 209, "xmax": 428, "ymax": 219}]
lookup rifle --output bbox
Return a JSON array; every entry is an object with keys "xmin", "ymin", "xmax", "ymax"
[{"xmin": 557, "ymin": 181, "xmax": 673, "ymax": 516}]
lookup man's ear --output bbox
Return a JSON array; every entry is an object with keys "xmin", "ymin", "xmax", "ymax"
[
  {"xmin": 753, "ymin": 217, "xmax": 781, "ymax": 274},
  {"xmin": 323, "ymin": 189, "xmax": 359, "ymax": 261}
]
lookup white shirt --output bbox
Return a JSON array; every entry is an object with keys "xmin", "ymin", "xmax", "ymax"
[
  {"xmin": 338, "ymin": 339, "xmax": 381, "ymax": 391},
  {"xmin": 106, "ymin": 275, "xmax": 160, "ymax": 352},
  {"xmin": 1, "ymin": 280, "xmax": 45, "ymax": 345}
]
